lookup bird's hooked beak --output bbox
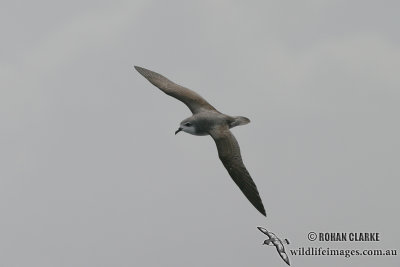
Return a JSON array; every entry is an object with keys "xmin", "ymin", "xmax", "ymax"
[{"xmin": 175, "ymin": 127, "xmax": 182, "ymax": 135}]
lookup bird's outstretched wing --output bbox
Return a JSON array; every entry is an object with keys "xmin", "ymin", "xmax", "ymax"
[
  {"xmin": 258, "ymin": 227, "xmax": 272, "ymax": 237},
  {"xmin": 257, "ymin": 227, "xmax": 291, "ymax": 266},
  {"xmin": 209, "ymin": 127, "xmax": 266, "ymax": 216},
  {"xmin": 135, "ymin": 66, "xmax": 217, "ymax": 114}
]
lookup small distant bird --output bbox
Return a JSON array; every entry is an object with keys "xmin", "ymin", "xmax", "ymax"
[
  {"xmin": 135, "ymin": 66, "xmax": 266, "ymax": 216},
  {"xmin": 257, "ymin": 227, "xmax": 290, "ymax": 266}
]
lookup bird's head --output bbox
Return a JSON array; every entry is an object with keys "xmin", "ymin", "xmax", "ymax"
[
  {"xmin": 175, "ymin": 118, "xmax": 197, "ymax": 135},
  {"xmin": 263, "ymin": 239, "xmax": 273, "ymax": 245}
]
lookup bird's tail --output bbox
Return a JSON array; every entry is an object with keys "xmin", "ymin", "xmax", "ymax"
[{"xmin": 229, "ymin": 116, "xmax": 250, "ymax": 128}]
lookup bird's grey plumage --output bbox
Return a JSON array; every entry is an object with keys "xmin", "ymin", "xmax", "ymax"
[
  {"xmin": 134, "ymin": 66, "xmax": 217, "ymax": 114},
  {"xmin": 209, "ymin": 126, "xmax": 266, "ymax": 216},
  {"xmin": 258, "ymin": 227, "xmax": 290, "ymax": 266},
  {"xmin": 134, "ymin": 66, "xmax": 266, "ymax": 216}
]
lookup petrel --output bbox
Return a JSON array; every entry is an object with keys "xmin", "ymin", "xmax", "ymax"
[
  {"xmin": 135, "ymin": 66, "xmax": 266, "ymax": 216},
  {"xmin": 257, "ymin": 227, "xmax": 290, "ymax": 265}
]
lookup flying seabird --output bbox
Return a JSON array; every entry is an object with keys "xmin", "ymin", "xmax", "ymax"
[
  {"xmin": 257, "ymin": 227, "xmax": 290, "ymax": 265},
  {"xmin": 134, "ymin": 66, "xmax": 266, "ymax": 216}
]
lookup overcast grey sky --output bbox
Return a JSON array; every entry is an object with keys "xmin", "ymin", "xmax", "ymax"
[{"xmin": 1, "ymin": 1, "xmax": 399, "ymax": 266}]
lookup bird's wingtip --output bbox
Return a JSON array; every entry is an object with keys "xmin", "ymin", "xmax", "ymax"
[
  {"xmin": 257, "ymin": 226, "xmax": 268, "ymax": 234},
  {"xmin": 134, "ymin": 66, "xmax": 155, "ymax": 79},
  {"xmin": 134, "ymin": 66, "xmax": 149, "ymax": 78},
  {"xmin": 258, "ymin": 205, "xmax": 267, "ymax": 217},
  {"xmin": 261, "ymin": 209, "xmax": 267, "ymax": 217}
]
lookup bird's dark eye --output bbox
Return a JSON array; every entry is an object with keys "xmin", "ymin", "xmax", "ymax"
[{"xmin": 184, "ymin": 122, "xmax": 192, "ymax": 127}]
